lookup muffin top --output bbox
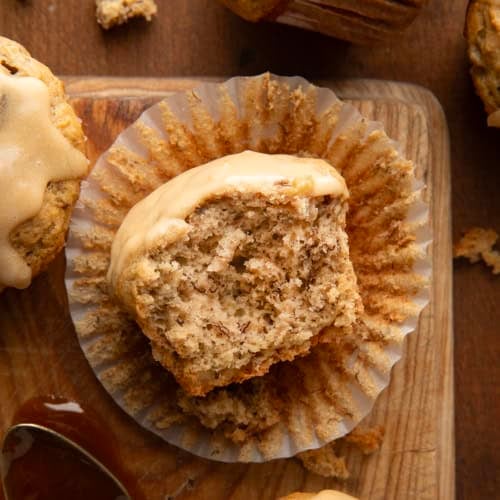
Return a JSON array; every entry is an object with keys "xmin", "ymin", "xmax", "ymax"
[
  {"xmin": 218, "ymin": 0, "xmax": 287, "ymax": 21},
  {"xmin": 281, "ymin": 490, "xmax": 358, "ymax": 500},
  {"xmin": 0, "ymin": 37, "xmax": 88, "ymax": 290},
  {"xmin": 108, "ymin": 150, "xmax": 348, "ymax": 288}
]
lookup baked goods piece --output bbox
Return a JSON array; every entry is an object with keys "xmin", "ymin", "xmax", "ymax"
[
  {"xmin": 454, "ymin": 227, "xmax": 500, "ymax": 274},
  {"xmin": 217, "ymin": 0, "xmax": 287, "ymax": 21},
  {"xmin": 465, "ymin": 0, "xmax": 500, "ymax": 127},
  {"xmin": 297, "ymin": 425, "xmax": 384, "ymax": 478},
  {"xmin": 96, "ymin": 0, "xmax": 158, "ymax": 29},
  {"xmin": 297, "ymin": 444, "xmax": 349, "ymax": 480},
  {"xmin": 109, "ymin": 151, "xmax": 363, "ymax": 396},
  {"xmin": 0, "ymin": 37, "xmax": 88, "ymax": 291},
  {"xmin": 69, "ymin": 74, "xmax": 426, "ymax": 461},
  {"xmin": 280, "ymin": 491, "xmax": 358, "ymax": 500},
  {"xmin": 218, "ymin": 0, "xmax": 426, "ymax": 44},
  {"xmin": 343, "ymin": 424, "xmax": 384, "ymax": 454}
]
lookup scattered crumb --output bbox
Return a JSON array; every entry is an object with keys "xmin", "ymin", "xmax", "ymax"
[
  {"xmin": 297, "ymin": 425, "xmax": 385, "ymax": 479},
  {"xmin": 297, "ymin": 444, "xmax": 350, "ymax": 479},
  {"xmin": 96, "ymin": 0, "xmax": 157, "ymax": 29},
  {"xmin": 343, "ymin": 425, "xmax": 384, "ymax": 455},
  {"xmin": 454, "ymin": 227, "xmax": 500, "ymax": 274}
]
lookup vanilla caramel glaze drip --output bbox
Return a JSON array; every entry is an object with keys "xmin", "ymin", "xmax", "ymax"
[
  {"xmin": 0, "ymin": 74, "xmax": 88, "ymax": 289},
  {"xmin": 108, "ymin": 151, "xmax": 348, "ymax": 289}
]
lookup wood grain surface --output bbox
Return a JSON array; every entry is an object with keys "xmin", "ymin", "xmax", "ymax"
[
  {"xmin": 0, "ymin": 77, "xmax": 452, "ymax": 500},
  {"xmin": 0, "ymin": 1, "xmax": 498, "ymax": 499}
]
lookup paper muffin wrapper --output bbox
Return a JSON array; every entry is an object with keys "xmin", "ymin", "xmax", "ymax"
[
  {"xmin": 65, "ymin": 73, "xmax": 431, "ymax": 463},
  {"xmin": 219, "ymin": 0, "xmax": 423, "ymax": 44}
]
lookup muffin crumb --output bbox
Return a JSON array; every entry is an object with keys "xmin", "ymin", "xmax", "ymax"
[
  {"xmin": 297, "ymin": 425, "xmax": 384, "ymax": 478},
  {"xmin": 96, "ymin": 0, "xmax": 157, "ymax": 29},
  {"xmin": 454, "ymin": 227, "xmax": 500, "ymax": 274},
  {"xmin": 344, "ymin": 425, "xmax": 384, "ymax": 454},
  {"xmin": 297, "ymin": 445, "xmax": 350, "ymax": 479}
]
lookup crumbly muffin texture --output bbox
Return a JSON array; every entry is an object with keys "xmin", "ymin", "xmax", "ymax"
[
  {"xmin": 465, "ymin": 0, "xmax": 500, "ymax": 125},
  {"xmin": 177, "ymin": 376, "xmax": 282, "ymax": 443},
  {"xmin": 114, "ymin": 192, "xmax": 362, "ymax": 396},
  {"xmin": 297, "ymin": 425, "xmax": 384, "ymax": 479},
  {"xmin": 96, "ymin": 0, "xmax": 158, "ymax": 29},
  {"xmin": 454, "ymin": 226, "xmax": 500, "ymax": 274},
  {"xmin": 0, "ymin": 37, "xmax": 86, "ymax": 288}
]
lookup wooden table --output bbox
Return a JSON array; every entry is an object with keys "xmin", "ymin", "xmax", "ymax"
[{"xmin": 0, "ymin": 1, "xmax": 498, "ymax": 499}]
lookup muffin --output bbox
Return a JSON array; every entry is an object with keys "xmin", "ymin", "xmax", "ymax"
[
  {"xmin": 218, "ymin": 0, "xmax": 426, "ymax": 44},
  {"xmin": 280, "ymin": 491, "xmax": 358, "ymax": 500},
  {"xmin": 0, "ymin": 37, "xmax": 88, "ymax": 291},
  {"xmin": 67, "ymin": 74, "xmax": 429, "ymax": 462},
  {"xmin": 465, "ymin": 0, "xmax": 500, "ymax": 126},
  {"xmin": 108, "ymin": 151, "xmax": 363, "ymax": 396}
]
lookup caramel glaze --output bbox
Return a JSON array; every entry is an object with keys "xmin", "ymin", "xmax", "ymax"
[{"xmin": 1, "ymin": 396, "xmax": 144, "ymax": 500}]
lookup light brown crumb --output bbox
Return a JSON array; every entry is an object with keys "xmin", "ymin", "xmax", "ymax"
[
  {"xmin": 454, "ymin": 227, "xmax": 500, "ymax": 274},
  {"xmin": 297, "ymin": 444, "xmax": 350, "ymax": 479},
  {"xmin": 96, "ymin": 0, "xmax": 157, "ymax": 29},
  {"xmin": 343, "ymin": 424, "xmax": 384, "ymax": 454},
  {"xmin": 297, "ymin": 425, "xmax": 384, "ymax": 479}
]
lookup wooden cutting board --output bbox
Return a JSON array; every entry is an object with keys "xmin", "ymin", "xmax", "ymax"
[{"xmin": 0, "ymin": 78, "xmax": 454, "ymax": 500}]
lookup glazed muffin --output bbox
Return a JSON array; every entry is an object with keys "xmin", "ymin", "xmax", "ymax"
[
  {"xmin": 218, "ymin": 0, "xmax": 426, "ymax": 44},
  {"xmin": 68, "ymin": 74, "xmax": 428, "ymax": 462},
  {"xmin": 108, "ymin": 151, "xmax": 363, "ymax": 396},
  {"xmin": 280, "ymin": 491, "xmax": 358, "ymax": 500},
  {"xmin": 465, "ymin": 0, "xmax": 500, "ymax": 126},
  {"xmin": 0, "ymin": 37, "xmax": 88, "ymax": 290}
]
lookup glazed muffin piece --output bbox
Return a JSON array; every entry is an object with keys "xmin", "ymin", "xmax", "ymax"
[
  {"xmin": 465, "ymin": 0, "xmax": 500, "ymax": 126},
  {"xmin": 0, "ymin": 37, "xmax": 88, "ymax": 291},
  {"xmin": 108, "ymin": 151, "xmax": 363, "ymax": 396},
  {"xmin": 280, "ymin": 491, "xmax": 358, "ymax": 500}
]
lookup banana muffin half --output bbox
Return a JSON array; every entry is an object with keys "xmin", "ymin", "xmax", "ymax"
[{"xmin": 108, "ymin": 151, "xmax": 363, "ymax": 396}]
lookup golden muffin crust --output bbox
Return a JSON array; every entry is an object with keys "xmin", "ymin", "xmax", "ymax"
[
  {"xmin": 465, "ymin": 0, "xmax": 500, "ymax": 125},
  {"xmin": 0, "ymin": 37, "xmax": 87, "ymax": 288},
  {"xmin": 218, "ymin": 0, "xmax": 289, "ymax": 21},
  {"xmin": 96, "ymin": 0, "xmax": 158, "ymax": 29},
  {"xmin": 280, "ymin": 490, "xmax": 358, "ymax": 500}
]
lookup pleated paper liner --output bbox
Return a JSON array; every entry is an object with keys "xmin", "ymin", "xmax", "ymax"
[
  {"xmin": 65, "ymin": 74, "xmax": 431, "ymax": 463},
  {"xmin": 217, "ymin": 0, "xmax": 426, "ymax": 44}
]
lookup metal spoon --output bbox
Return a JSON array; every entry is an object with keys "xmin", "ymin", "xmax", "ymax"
[{"xmin": 0, "ymin": 423, "xmax": 130, "ymax": 500}]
